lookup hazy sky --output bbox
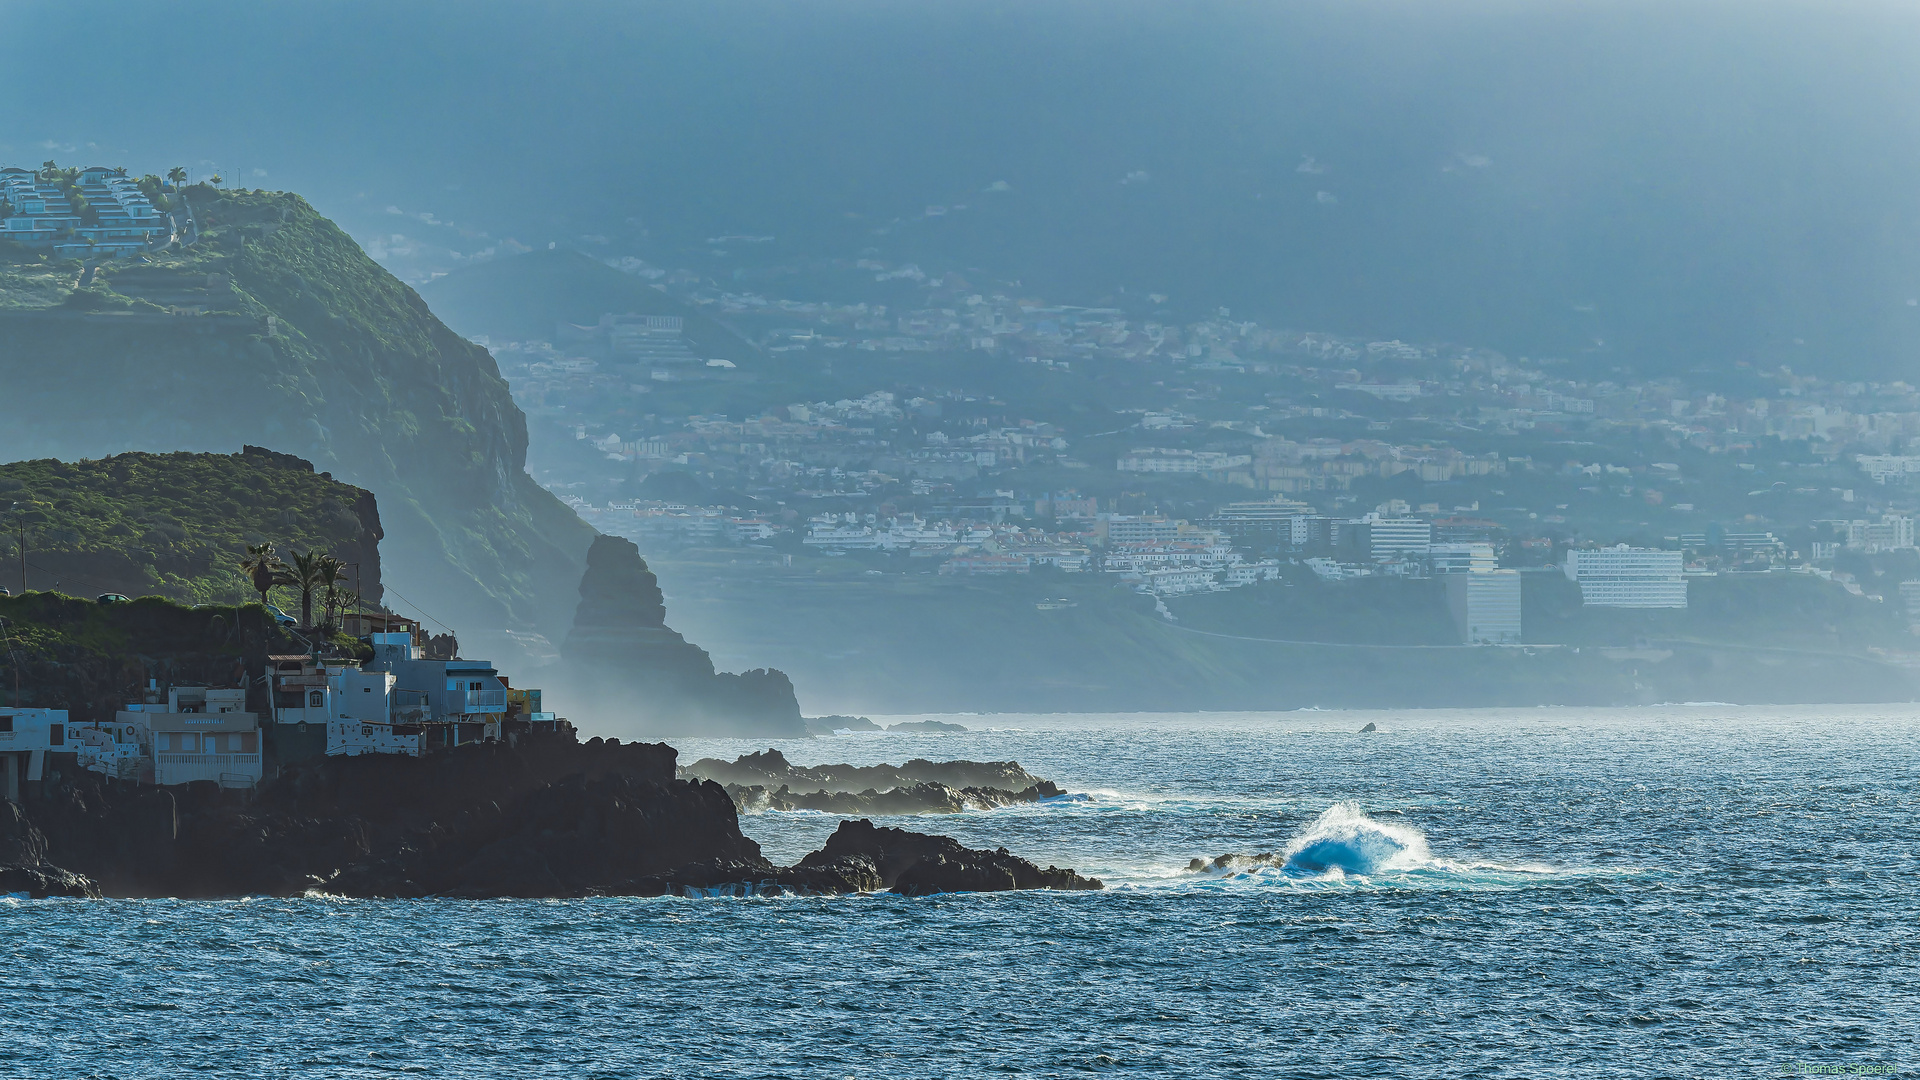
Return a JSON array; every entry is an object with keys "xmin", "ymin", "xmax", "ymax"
[{"xmin": 8, "ymin": 0, "xmax": 1920, "ymax": 374}]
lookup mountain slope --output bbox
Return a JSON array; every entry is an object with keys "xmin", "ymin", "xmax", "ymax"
[{"xmin": 0, "ymin": 186, "xmax": 594, "ymax": 650}]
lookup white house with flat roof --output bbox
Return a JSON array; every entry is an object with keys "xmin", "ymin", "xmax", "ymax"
[
  {"xmin": 129, "ymin": 686, "xmax": 261, "ymax": 788},
  {"xmin": 0, "ymin": 709, "xmax": 68, "ymax": 801},
  {"xmin": 70, "ymin": 716, "xmax": 153, "ymax": 782},
  {"xmin": 367, "ymin": 633, "xmax": 509, "ymax": 748}
]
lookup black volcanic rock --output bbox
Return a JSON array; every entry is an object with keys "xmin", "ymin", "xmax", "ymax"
[
  {"xmin": 797, "ymin": 819, "xmax": 1102, "ymax": 896},
  {"xmin": 13, "ymin": 734, "xmax": 1091, "ymax": 900},
  {"xmin": 726, "ymin": 780, "xmax": 1065, "ymax": 816},
  {"xmin": 564, "ymin": 536, "xmax": 805, "ymax": 738},
  {"xmin": 683, "ymin": 748, "xmax": 1045, "ymax": 792},
  {"xmin": 0, "ymin": 799, "xmax": 101, "ymax": 898},
  {"xmin": 0, "ymin": 864, "xmax": 101, "ymax": 899}
]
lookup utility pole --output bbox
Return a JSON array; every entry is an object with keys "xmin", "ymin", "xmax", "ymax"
[
  {"xmin": 9, "ymin": 502, "xmax": 22, "ymax": 596},
  {"xmin": 345, "ymin": 562, "xmax": 362, "ymax": 634}
]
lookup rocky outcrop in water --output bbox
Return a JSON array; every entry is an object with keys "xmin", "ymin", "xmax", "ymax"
[
  {"xmin": 791, "ymin": 819, "xmax": 1101, "ymax": 896},
  {"xmin": 683, "ymin": 748, "xmax": 1044, "ymax": 793},
  {"xmin": 11, "ymin": 733, "xmax": 1095, "ymax": 899},
  {"xmin": 727, "ymin": 779, "xmax": 1066, "ymax": 816},
  {"xmin": 564, "ymin": 536, "xmax": 805, "ymax": 738}
]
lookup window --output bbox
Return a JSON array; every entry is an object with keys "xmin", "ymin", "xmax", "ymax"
[
  {"xmin": 240, "ymin": 732, "xmax": 257, "ymax": 753},
  {"xmin": 308, "ymin": 690, "xmax": 324, "ymax": 708},
  {"xmin": 49, "ymin": 725, "xmax": 62, "ymax": 746},
  {"xmin": 0, "ymin": 716, "xmax": 11, "ymax": 733}
]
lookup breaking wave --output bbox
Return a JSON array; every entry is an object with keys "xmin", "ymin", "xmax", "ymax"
[
  {"xmin": 1169, "ymin": 803, "xmax": 1577, "ymax": 890},
  {"xmin": 1280, "ymin": 802, "xmax": 1433, "ymax": 874}
]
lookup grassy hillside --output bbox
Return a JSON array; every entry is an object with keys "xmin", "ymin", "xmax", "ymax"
[
  {"xmin": 0, "ymin": 187, "xmax": 596, "ymax": 652},
  {"xmin": 0, "ymin": 448, "xmax": 382, "ymax": 607},
  {"xmin": 417, "ymin": 249, "xmax": 760, "ymax": 364}
]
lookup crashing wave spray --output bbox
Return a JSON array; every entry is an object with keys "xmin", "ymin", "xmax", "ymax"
[
  {"xmin": 1279, "ymin": 802, "xmax": 1433, "ymax": 874},
  {"xmin": 1186, "ymin": 802, "xmax": 1436, "ymax": 878}
]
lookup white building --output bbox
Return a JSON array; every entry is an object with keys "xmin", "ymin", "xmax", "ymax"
[
  {"xmin": 324, "ymin": 664, "xmax": 421, "ymax": 758},
  {"xmin": 0, "ymin": 709, "xmax": 68, "ymax": 801},
  {"xmin": 1428, "ymin": 542, "xmax": 1497, "ymax": 575},
  {"xmin": 1856, "ymin": 455, "xmax": 1920, "ymax": 484},
  {"xmin": 1222, "ymin": 559, "xmax": 1283, "ymax": 586},
  {"xmin": 134, "ymin": 687, "xmax": 262, "ymax": 789},
  {"xmin": 70, "ymin": 716, "xmax": 153, "ymax": 782},
  {"xmin": 1364, "ymin": 516, "xmax": 1433, "ymax": 559},
  {"xmin": 1117, "ymin": 449, "xmax": 1252, "ymax": 474},
  {"xmin": 1564, "ymin": 545, "xmax": 1687, "ymax": 608},
  {"xmin": 1135, "ymin": 566, "xmax": 1220, "ymax": 595},
  {"xmin": 1446, "ymin": 569, "xmax": 1522, "ymax": 644}
]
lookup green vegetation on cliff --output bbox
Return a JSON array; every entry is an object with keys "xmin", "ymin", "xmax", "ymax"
[
  {"xmin": 0, "ymin": 187, "xmax": 595, "ymax": 650},
  {"xmin": 0, "ymin": 592, "xmax": 298, "ymax": 717},
  {"xmin": 0, "ymin": 448, "xmax": 381, "ymax": 607}
]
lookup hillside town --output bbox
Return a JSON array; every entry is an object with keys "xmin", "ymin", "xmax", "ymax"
[{"xmin": 488, "ymin": 250, "xmax": 1920, "ymax": 647}]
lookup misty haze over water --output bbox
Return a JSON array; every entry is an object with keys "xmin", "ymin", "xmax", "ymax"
[{"xmin": 9, "ymin": 0, "xmax": 1920, "ymax": 376}]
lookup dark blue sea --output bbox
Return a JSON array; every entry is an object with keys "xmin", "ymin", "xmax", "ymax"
[{"xmin": 7, "ymin": 706, "xmax": 1917, "ymax": 1078}]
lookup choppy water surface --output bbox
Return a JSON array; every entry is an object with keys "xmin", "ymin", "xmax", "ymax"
[{"xmin": 7, "ymin": 706, "xmax": 1919, "ymax": 1077}]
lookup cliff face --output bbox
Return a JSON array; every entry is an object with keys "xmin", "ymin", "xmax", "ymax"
[
  {"xmin": 0, "ymin": 188, "xmax": 595, "ymax": 653},
  {"xmin": 0, "ymin": 448, "xmax": 381, "ymax": 606},
  {"xmin": 563, "ymin": 535, "xmax": 805, "ymax": 738}
]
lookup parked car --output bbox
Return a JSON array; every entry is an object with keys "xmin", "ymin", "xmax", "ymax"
[
  {"xmin": 264, "ymin": 604, "xmax": 298, "ymax": 626},
  {"xmin": 97, "ymin": 593, "xmax": 132, "ymax": 605}
]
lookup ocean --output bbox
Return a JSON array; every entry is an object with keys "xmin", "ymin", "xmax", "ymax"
[{"xmin": 7, "ymin": 705, "xmax": 1916, "ymax": 1078}]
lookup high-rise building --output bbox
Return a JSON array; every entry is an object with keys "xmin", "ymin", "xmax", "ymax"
[
  {"xmin": 1446, "ymin": 569, "xmax": 1522, "ymax": 644},
  {"xmin": 1428, "ymin": 542, "xmax": 1497, "ymax": 575},
  {"xmin": 1361, "ymin": 516, "xmax": 1433, "ymax": 559},
  {"xmin": 1564, "ymin": 545, "xmax": 1687, "ymax": 608}
]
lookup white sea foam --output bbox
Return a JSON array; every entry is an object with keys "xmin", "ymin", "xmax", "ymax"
[
  {"xmin": 1159, "ymin": 802, "xmax": 1593, "ymax": 891},
  {"xmin": 1280, "ymin": 802, "xmax": 1434, "ymax": 874}
]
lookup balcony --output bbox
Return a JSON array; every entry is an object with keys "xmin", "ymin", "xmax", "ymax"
[{"xmin": 449, "ymin": 690, "xmax": 507, "ymax": 715}]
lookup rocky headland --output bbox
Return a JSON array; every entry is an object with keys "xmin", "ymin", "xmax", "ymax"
[
  {"xmin": 682, "ymin": 749, "xmax": 1070, "ymax": 815},
  {"xmin": 564, "ymin": 536, "xmax": 806, "ymax": 738},
  {"xmin": 2, "ymin": 734, "xmax": 1099, "ymax": 899}
]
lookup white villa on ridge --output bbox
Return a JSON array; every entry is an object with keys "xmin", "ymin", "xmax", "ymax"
[{"xmin": 1, "ymin": 164, "xmax": 169, "ymax": 259}]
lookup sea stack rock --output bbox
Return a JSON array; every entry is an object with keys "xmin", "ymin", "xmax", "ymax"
[{"xmin": 564, "ymin": 535, "xmax": 805, "ymax": 737}]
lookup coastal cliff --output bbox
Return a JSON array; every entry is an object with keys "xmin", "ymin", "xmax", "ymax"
[
  {"xmin": 9, "ymin": 735, "xmax": 1098, "ymax": 899},
  {"xmin": 0, "ymin": 187, "xmax": 595, "ymax": 654},
  {"xmin": 563, "ymin": 536, "xmax": 804, "ymax": 737}
]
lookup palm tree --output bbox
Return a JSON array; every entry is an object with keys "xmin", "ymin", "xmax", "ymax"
[
  {"xmin": 288, "ymin": 550, "xmax": 327, "ymax": 628},
  {"xmin": 316, "ymin": 554, "xmax": 348, "ymax": 631},
  {"xmin": 207, "ymin": 174, "xmax": 223, "ymax": 187},
  {"xmin": 166, "ymin": 167, "xmax": 186, "ymax": 190},
  {"xmin": 239, "ymin": 543, "xmax": 290, "ymax": 612}
]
